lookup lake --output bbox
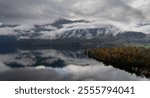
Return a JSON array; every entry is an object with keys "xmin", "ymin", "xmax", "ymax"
[{"xmin": 0, "ymin": 48, "xmax": 149, "ymax": 81}]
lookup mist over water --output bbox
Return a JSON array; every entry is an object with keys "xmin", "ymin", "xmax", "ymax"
[{"xmin": 0, "ymin": 49, "xmax": 149, "ymax": 81}]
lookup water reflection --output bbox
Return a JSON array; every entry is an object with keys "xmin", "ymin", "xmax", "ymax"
[
  {"xmin": 105, "ymin": 64, "xmax": 150, "ymax": 78},
  {"xmin": 0, "ymin": 49, "xmax": 149, "ymax": 81},
  {"xmin": 0, "ymin": 65, "xmax": 149, "ymax": 81}
]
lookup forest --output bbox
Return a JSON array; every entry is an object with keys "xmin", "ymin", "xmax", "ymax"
[{"xmin": 87, "ymin": 46, "xmax": 150, "ymax": 77}]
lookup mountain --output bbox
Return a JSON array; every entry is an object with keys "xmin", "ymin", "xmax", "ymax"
[{"xmin": 0, "ymin": 19, "xmax": 149, "ymax": 45}]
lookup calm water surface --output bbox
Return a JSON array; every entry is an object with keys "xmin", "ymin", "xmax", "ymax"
[{"xmin": 0, "ymin": 48, "xmax": 149, "ymax": 81}]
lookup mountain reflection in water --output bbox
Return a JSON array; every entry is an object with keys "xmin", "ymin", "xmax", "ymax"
[{"xmin": 0, "ymin": 49, "xmax": 149, "ymax": 81}]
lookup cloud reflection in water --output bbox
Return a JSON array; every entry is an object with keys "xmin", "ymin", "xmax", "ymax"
[{"xmin": 0, "ymin": 64, "xmax": 148, "ymax": 81}]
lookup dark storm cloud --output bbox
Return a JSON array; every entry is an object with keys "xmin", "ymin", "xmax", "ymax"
[{"xmin": 0, "ymin": 0, "xmax": 147, "ymax": 24}]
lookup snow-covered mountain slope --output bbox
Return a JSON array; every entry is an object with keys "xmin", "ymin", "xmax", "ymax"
[
  {"xmin": 40, "ymin": 23, "xmax": 121, "ymax": 39},
  {"xmin": 0, "ymin": 19, "xmax": 149, "ymax": 40}
]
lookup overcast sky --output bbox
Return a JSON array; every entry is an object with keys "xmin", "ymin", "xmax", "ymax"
[{"xmin": 0, "ymin": 0, "xmax": 149, "ymax": 25}]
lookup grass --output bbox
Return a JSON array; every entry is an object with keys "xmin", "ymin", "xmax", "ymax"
[{"xmin": 125, "ymin": 43, "xmax": 150, "ymax": 48}]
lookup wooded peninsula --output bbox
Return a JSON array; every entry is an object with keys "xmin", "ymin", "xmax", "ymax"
[{"xmin": 87, "ymin": 46, "xmax": 150, "ymax": 77}]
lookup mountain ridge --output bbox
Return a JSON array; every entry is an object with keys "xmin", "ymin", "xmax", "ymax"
[{"xmin": 0, "ymin": 19, "xmax": 149, "ymax": 41}]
